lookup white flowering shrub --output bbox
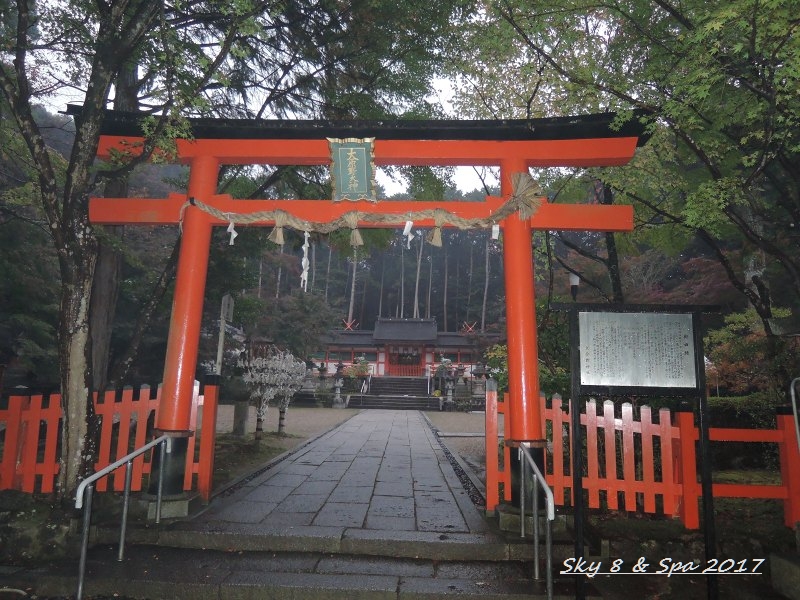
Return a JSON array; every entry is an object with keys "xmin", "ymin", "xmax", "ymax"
[{"xmin": 237, "ymin": 346, "xmax": 307, "ymax": 436}]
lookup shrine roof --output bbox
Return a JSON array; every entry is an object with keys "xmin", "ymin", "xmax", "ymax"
[
  {"xmin": 66, "ymin": 105, "xmax": 649, "ymax": 144},
  {"xmin": 324, "ymin": 330, "xmax": 376, "ymax": 347},
  {"xmin": 373, "ymin": 318, "xmax": 438, "ymax": 342},
  {"xmin": 321, "ymin": 320, "xmax": 501, "ymax": 349}
]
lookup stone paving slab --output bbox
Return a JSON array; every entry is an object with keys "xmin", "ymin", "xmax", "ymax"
[
  {"xmin": 8, "ymin": 545, "xmax": 569, "ymax": 600},
  {"xmin": 191, "ymin": 411, "xmax": 482, "ymax": 539}
]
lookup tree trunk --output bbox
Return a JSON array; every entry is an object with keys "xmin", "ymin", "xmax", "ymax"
[
  {"xmin": 413, "ymin": 234, "xmax": 424, "ymax": 318},
  {"xmin": 605, "ymin": 231, "xmax": 625, "ymax": 303},
  {"xmin": 481, "ymin": 234, "xmax": 490, "ymax": 332},
  {"xmin": 257, "ymin": 255, "xmax": 263, "ymax": 299},
  {"xmin": 400, "ymin": 241, "xmax": 405, "ymax": 318},
  {"xmin": 442, "ymin": 240, "xmax": 448, "ymax": 331},
  {"xmin": 57, "ymin": 238, "xmax": 99, "ymax": 501},
  {"xmin": 89, "ymin": 63, "xmax": 138, "ymax": 392},
  {"xmin": 108, "ymin": 237, "xmax": 180, "ymax": 387},
  {"xmin": 90, "ymin": 236, "xmax": 121, "ymax": 391},
  {"xmin": 598, "ymin": 182, "xmax": 625, "ymax": 303},
  {"xmin": 275, "ymin": 244, "xmax": 284, "ymax": 299},
  {"xmin": 347, "ymin": 246, "xmax": 358, "ymax": 323},
  {"xmin": 278, "ymin": 406, "xmax": 287, "ymax": 435},
  {"xmin": 311, "ymin": 240, "xmax": 316, "ymax": 292},
  {"xmin": 465, "ymin": 239, "xmax": 474, "ymax": 323},
  {"xmin": 426, "ymin": 251, "xmax": 433, "ymax": 319},
  {"xmin": 359, "ymin": 260, "xmax": 368, "ymax": 325},
  {"xmin": 325, "ymin": 243, "xmax": 332, "ymax": 303},
  {"xmin": 378, "ymin": 256, "xmax": 385, "ymax": 317}
]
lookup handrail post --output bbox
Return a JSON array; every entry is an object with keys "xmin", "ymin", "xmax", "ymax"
[
  {"xmin": 519, "ymin": 446, "xmax": 526, "ymax": 538},
  {"xmin": 156, "ymin": 438, "xmax": 166, "ymax": 524},
  {"xmin": 74, "ymin": 434, "xmax": 171, "ymax": 598},
  {"xmin": 76, "ymin": 483, "xmax": 94, "ymax": 600},
  {"xmin": 519, "ymin": 443, "xmax": 555, "ymax": 600},
  {"xmin": 118, "ymin": 460, "xmax": 133, "ymax": 561},
  {"xmin": 546, "ymin": 513, "xmax": 553, "ymax": 599},
  {"xmin": 533, "ymin": 464, "xmax": 540, "ymax": 580}
]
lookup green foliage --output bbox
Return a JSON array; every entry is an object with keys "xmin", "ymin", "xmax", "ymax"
[
  {"xmin": 483, "ymin": 343, "xmax": 509, "ymax": 393},
  {"xmin": 404, "ymin": 166, "xmax": 453, "ymax": 200},
  {"xmin": 343, "ymin": 356, "xmax": 371, "ymax": 380},
  {"xmin": 0, "ymin": 118, "xmax": 62, "ymax": 388},
  {"xmin": 450, "ymin": 0, "xmax": 800, "ymax": 329},
  {"xmin": 707, "ymin": 392, "xmax": 783, "ymax": 430},
  {"xmin": 241, "ymin": 290, "xmax": 337, "ymax": 359},
  {"xmin": 705, "ymin": 308, "xmax": 800, "ymax": 396}
]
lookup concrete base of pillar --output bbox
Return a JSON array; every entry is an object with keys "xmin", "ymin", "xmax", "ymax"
[
  {"xmin": 137, "ymin": 492, "xmax": 203, "ymax": 521},
  {"xmin": 147, "ymin": 436, "xmax": 190, "ymax": 496},
  {"xmin": 492, "ymin": 503, "xmax": 568, "ymax": 535}
]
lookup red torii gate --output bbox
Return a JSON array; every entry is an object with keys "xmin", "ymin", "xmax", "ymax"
[{"xmin": 84, "ymin": 110, "xmax": 644, "ymax": 478}]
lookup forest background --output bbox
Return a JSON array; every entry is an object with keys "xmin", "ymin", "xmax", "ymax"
[{"xmin": 1, "ymin": 0, "xmax": 799, "ymax": 500}]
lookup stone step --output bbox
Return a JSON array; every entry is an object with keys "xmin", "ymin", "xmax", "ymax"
[
  {"xmin": 348, "ymin": 395, "xmax": 439, "ymax": 410},
  {"xmin": 93, "ymin": 524, "xmax": 535, "ymax": 562},
  {"xmin": 368, "ymin": 377, "xmax": 429, "ymax": 396},
  {"xmin": 291, "ymin": 390, "xmax": 320, "ymax": 406},
  {"xmin": 17, "ymin": 545, "xmax": 601, "ymax": 600}
]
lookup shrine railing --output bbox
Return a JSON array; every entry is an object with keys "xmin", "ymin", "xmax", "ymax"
[
  {"xmin": 486, "ymin": 393, "xmax": 800, "ymax": 529},
  {"xmin": 0, "ymin": 378, "xmax": 219, "ymax": 502},
  {"xmin": 386, "ymin": 364, "xmax": 425, "ymax": 377}
]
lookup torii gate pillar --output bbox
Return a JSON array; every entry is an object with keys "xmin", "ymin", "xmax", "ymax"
[
  {"xmin": 501, "ymin": 159, "xmax": 543, "ymax": 445},
  {"xmin": 158, "ymin": 155, "xmax": 218, "ymax": 435}
]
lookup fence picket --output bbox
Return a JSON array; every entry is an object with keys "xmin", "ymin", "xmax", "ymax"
[
  {"xmin": 132, "ymin": 385, "xmax": 158, "ymax": 488},
  {"xmin": 620, "ymin": 402, "xmax": 637, "ymax": 511},
  {"xmin": 1, "ymin": 396, "xmax": 26, "ymax": 490},
  {"xmin": 601, "ymin": 400, "xmax": 618, "ymax": 510},
  {"xmin": 547, "ymin": 395, "xmax": 566, "ymax": 505},
  {"xmin": 184, "ymin": 382, "xmax": 201, "ymax": 490},
  {"xmin": 197, "ymin": 381, "xmax": 219, "ymax": 501},
  {"xmin": 640, "ymin": 405, "xmax": 656, "ymax": 513},
  {"xmin": 20, "ymin": 395, "xmax": 43, "ymax": 492},
  {"xmin": 112, "ymin": 387, "xmax": 136, "ymax": 491},
  {"xmin": 39, "ymin": 396, "xmax": 61, "ymax": 493},
  {"xmin": 659, "ymin": 409, "xmax": 676, "ymax": 515},
  {"xmin": 674, "ymin": 409, "xmax": 700, "ymax": 527},
  {"xmin": 585, "ymin": 399, "xmax": 600, "ymax": 509},
  {"xmin": 0, "ymin": 382, "xmax": 216, "ymax": 497}
]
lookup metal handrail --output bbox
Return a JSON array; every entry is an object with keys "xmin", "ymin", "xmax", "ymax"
[
  {"xmin": 74, "ymin": 434, "xmax": 170, "ymax": 600},
  {"xmin": 519, "ymin": 442, "xmax": 555, "ymax": 600},
  {"xmin": 791, "ymin": 377, "xmax": 800, "ymax": 455}
]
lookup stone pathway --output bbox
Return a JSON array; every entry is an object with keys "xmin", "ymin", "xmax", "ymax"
[{"xmin": 194, "ymin": 409, "xmax": 486, "ymax": 536}]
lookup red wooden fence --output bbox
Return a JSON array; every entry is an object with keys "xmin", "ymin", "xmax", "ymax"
[
  {"xmin": 486, "ymin": 394, "xmax": 800, "ymax": 529},
  {"xmin": 0, "ymin": 381, "xmax": 219, "ymax": 501},
  {"xmin": 386, "ymin": 364, "xmax": 426, "ymax": 377},
  {"xmin": 484, "ymin": 385, "xmax": 511, "ymax": 511}
]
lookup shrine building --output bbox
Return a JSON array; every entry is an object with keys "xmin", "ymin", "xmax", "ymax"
[{"xmin": 317, "ymin": 318, "xmax": 501, "ymax": 377}]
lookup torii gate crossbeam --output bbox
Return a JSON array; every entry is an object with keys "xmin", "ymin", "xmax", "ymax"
[{"xmin": 82, "ymin": 108, "xmax": 645, "ymax": 478}]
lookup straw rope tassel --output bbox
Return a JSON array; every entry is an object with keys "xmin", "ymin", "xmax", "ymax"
[
  {"xmin": 343, "ymin": 212, "xmax": 364, "ymax": 246},
  {"xmin": 267, "ymin": 211, "xmax": 287, "ymax": 245},
  {"xmin": 512, "ymin": 172, "xmax": 544, "ymax": 221}
]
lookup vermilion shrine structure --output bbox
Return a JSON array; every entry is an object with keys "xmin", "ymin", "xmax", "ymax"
[{"xmin": 81, "ymin": 108, "xmax": 646, "ymax": 477}]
